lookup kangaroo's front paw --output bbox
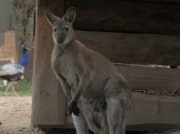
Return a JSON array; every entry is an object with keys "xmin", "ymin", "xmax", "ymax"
[{"xmin": 68, "ymin": 101, "xmax": 80, "ymax": 116}]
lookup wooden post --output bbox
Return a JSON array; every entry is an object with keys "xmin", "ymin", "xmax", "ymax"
[{"xmin": 32, "ymin": 0, "xmax": 65, "ymax": 126}]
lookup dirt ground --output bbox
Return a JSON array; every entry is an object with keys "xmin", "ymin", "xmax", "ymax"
[
  {"xmin": 0, "ymin": 96, "xmax": 76, "ymax": 134},
  {"xmin": 0, "ymin": 96, "xmax": 42, "ymax": 134}
]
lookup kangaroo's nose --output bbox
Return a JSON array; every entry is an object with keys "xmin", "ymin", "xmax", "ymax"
[{"xmin": 58, "ymin": 35, "xmax": 64, "ymax": 43}]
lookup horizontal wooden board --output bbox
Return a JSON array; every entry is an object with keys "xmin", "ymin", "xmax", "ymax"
[
  {"xmin": 129, "ymin": 93, "xmax": 180, "ymax": 125},
  {"xmin": 114, "ymin": 0, "xmax": 180, "ymax": 4},
  {"xmin": 65, "ymin": 0, "xmax": 180, "ymax": 34},
  {"xmin": 64, "ymin": 93, "xmax": 180, "ymax": 131},
  {"xmin": 75, "ymin": 30, "xmax": 180, "ymax": 66},
  {"xmin": 115, "ymin": 64, "xmax": 180, "ymax": 93}
]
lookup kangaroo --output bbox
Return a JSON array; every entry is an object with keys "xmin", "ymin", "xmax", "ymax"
[{"xmin": 45, "ymin": 7, "xmax": 131, "ymax": 134}]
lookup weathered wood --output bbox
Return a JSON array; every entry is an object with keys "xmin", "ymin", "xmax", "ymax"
[
  {"xmin": 75, "ymin": 30, "xmax": 180, "ymax": 66},
  {"xmin": 65, "ymin": 92, "xmax": 180, "ymax": 131},
  {"xmin": 115, "ymin": 64, "xmax": 180, "ymax": 93},
  {"xmin": 32, "ymin": 0, "xmax": 180, "ymax": 130},
  {"xmin": 66, "ymin": 0, "xmax": 180, "ymax": 34},
  {"xmin": 119, "ymin": 65, "xmax": 180, "ymax": 130},
  {"xmin": 32, "ymin": 0, "xmax": 65, "ymax": 126},
  {"xmin": 127, "ymin": 93, "xmax": 180, "ymax": 131},
  {"xmin": 64, "ymin": 65, "xmax": 180, "ymax": 131},
  {"xmin": 116, "ymin": 0, "xmax": 180, "ymax": 4}
]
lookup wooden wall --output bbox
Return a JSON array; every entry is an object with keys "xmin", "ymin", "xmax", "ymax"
[
  {"xmin": 32, "ymin": 0, "xmax": 180, "ymax": 131},
  {"xmin": 65, "ymin": 0, "xmax": 180, "ymax": 35},
  {"xmin": 66, "ymin": 0, "xmax": 180, "ymax": 66}
]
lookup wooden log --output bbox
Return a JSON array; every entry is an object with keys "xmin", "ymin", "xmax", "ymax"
[
  {"xmin": 31, "ymin": 0, "xmax": 66, "ymax": 126},
  {"xmin": 66, "ymin": 0, "xmax": 180, "ymax": 35},
  {"xmin": 75, "ymin": 30, "xmax": 180, "ymax": 66}
]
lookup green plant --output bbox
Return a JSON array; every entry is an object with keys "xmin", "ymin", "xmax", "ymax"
[{"xmin": 0, "ymin": 79, "xmax": 32, "ymax": 96}]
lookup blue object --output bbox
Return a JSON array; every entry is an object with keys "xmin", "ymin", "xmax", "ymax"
[
  {"xmin": 0, "ymin": 45, "xmax": 29, "ymax": 85},
  {"xmin": 17, "ymin": 47, "xmax": 29, "ymax": 67}
]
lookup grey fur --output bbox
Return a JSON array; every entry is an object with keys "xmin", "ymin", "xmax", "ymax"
[{"xmin": 45, "ymin": 7, "xmax": 131, "ymax": 134}]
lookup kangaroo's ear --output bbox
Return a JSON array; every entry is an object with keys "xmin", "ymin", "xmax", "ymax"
[
  {"xmin": 45, "ymin": 11, "xmax": 59, "ymax": 26},
  {"xmin": 63, "ymin": 7, "xmax": 76, "ymax": 24}
]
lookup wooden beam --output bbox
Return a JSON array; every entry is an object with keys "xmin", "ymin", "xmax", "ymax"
[
  {"xmin": 115, "ymin": 64, "xmax": 180, "ymax": 93},
  {"xmin": 32, "ymin": 0, "xmax": 66, "ymax": 126},
  {"xmin": 115, "ymin": 0, "xmax": 180, "ymax": 4},
  {"xmin": 66, "ymin": 0, "xmax": 180, "ymax": 35},
  {"xmin": 128, "ymin": 93, "xmax": 180, "ymax": 127},
  {"xmin": 75, "ymin": 30, "xmax": 180, "ymax": 66}
]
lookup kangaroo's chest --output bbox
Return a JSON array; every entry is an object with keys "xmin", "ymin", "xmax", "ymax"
[{"xmin": 52, "ymin": 53, "xmax": 79, "ymax": 87}]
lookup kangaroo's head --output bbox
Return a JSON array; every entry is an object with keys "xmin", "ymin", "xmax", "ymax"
[{"xmin": 45, "ymin": 7, "xmax": 76, "ymax": 46}]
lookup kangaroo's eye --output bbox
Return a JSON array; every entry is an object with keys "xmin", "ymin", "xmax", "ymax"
[
  {"xmin": 53, "ymin": 28, "xmax": 57, "ymax": 32},
  {"xmin": 65, "ymin": 27, "xmax": 69, "ymax": 32}
]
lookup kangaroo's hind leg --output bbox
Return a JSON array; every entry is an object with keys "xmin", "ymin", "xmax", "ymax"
[
  {"xmin": 105, "ymin": 78, "xmax": 131, "ymax": 134},
  {"xmin": 106, "ymin": 95, "xmax": 131, "ymax": 134},
  {"xmin": 72, "ymin": 113, "xmax": 89, "ymax": 134}
]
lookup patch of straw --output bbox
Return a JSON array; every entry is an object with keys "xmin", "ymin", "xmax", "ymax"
[{"xmin": 134, "ymin": 86, "xmax": 180, "ymax": 97}]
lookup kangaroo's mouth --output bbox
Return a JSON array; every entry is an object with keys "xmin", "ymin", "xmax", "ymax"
[
  {"xmin": 54, "ymin": 36, "xmax": 65, "ymax": 44},
  {"xmin": 58, "ymin": 35, "xmax": 65, "ymax": 44}
]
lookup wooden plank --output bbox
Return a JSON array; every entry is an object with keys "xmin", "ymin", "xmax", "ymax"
[
  {"xmin": 115, "ymin": 64, "xmax": 180, "ymax": 93},
  {"xmin": 170, "ymin": 131, "xmax": 180, "ymax": 134},
  {"xmin": 75, "ymin": 30, "xmax": 180, "ymax": 66},
  {"xmin": 65, "ymin": 92, "xmax": 180, "ymax": 131},
  {"xmin": 118, "ymin": 65, "xmax": 180, "ymax": 130},
  {"xmin": 66, "ymin": 0, "xmax": 180, "ymax": 35},
  {"xmin": 129, "ymin": 93, "xmax": 180, "ymax": 125},
  {"xmin": 31, "ymin": 0, "xmax": 66, "ymax": 126},
  {"xmin": 117, "ymin": 0, "xmax": 180, "ymax": 4},
  {"xmin": 127, "ymin": 93, "xmax": 180, "ymax": 131}
]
